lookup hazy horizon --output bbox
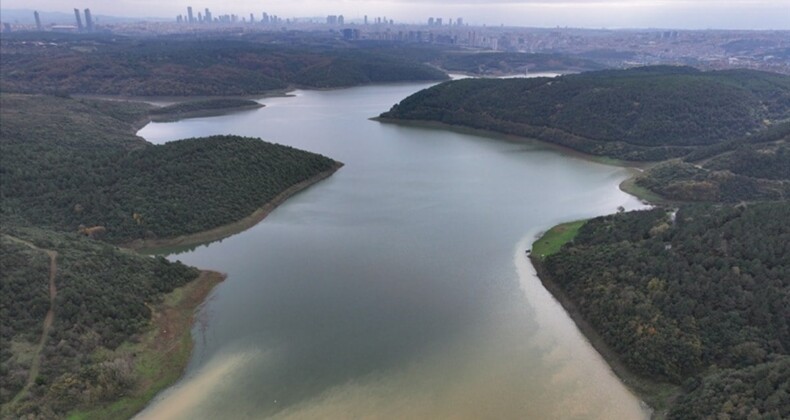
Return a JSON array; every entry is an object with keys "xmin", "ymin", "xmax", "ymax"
[{"xmin": 1, "ymin": 1, "xmax": 789, "ymax": 30}]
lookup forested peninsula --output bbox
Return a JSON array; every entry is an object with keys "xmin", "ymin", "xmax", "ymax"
[
  {"xmin": 380, "ymin": 66, "xmax": 790, "ymax": 418},
  {"xmin": 380, "ymin": 66, "xmax": 790, "ymax": 162},
  {"xmin": 0, "ymin": 93, "xmax": 341, "ymax": 418}
]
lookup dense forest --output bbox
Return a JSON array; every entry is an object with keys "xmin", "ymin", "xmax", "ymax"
[
  {"xmin": 635, "ymin": 122, "xmax": 790, "ymax": 202},
  {"xmin": 380, "ymin": 66, "xmax": 790, "ymax": 161},
  {"xmin": 0, "ymin": 93, "xmax": 342, "ymax": 416},
  {"xmin": 1, "ymin": 94, "xmax": 339, "ymax": 243},
  {"xmin": 536, "ymin": 203, "xmax": 790, "ymax": 418},
  {"xmin": 0, "ymin": 35, "xmax": 449, "ymax": 96},
  {"xmin": 0, "ymin": 225, "xmax": 200, "ymax": 418}
]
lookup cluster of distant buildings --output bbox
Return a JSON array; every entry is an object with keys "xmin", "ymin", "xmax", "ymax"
[
  {"xmin": 2, "ymin": 7, "xmax": 786, "ymax": 75},
  {"xmin": 23, "ymin": 8, "xmax": 96, "ymax": 33},
  {"xmin": 176, "ymin": 7, "xmax": 285, "ymax": 26}
]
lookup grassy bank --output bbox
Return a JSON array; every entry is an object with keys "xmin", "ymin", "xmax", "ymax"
[
  {"xmin": 530, "ymin": 220, "xmax": 586, "ymax": 259},
  {"xmin": 530, "ymin": 220, "xmax": 682, "ymax": 418},
  {"xmin": 66, "ymin": 271, "xmax": 225, "ymax": 420}
]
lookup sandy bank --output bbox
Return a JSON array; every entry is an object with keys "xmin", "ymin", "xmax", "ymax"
[{"xmin": 528, "ymin": 253, "xmax": 679, "ymax": 419}]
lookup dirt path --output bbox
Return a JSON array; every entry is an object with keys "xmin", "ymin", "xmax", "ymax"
[{"xmin": 4, "ymin": 235, "xmax": 59, "ymax": 405}]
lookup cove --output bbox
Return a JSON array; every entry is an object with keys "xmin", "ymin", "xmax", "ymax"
[{"xmin": 135, "ymin": 81, "xmax": 650, "ymax": 419}]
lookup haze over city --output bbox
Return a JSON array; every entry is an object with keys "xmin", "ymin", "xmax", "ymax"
[{"xmin": 2, "ymin": 0, "xmax": 789, "ymax": 29}]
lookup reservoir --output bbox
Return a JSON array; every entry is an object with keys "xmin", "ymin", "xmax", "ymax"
[{"xmin": 136, "ymin": 81, "xmax": 649, "ymax": 419}]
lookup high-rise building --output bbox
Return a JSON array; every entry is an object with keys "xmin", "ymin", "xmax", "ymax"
[
  {"xmin": 457, "ymin": 18, "xmax": 463, "ymax": 26},
  {"xmin": 34, "ymin": 11, "xmax": 42, "ymax": 31},
  {"xmin": 205, "ymin": 8, "xmax": 211, "ymax": 23},
  {"xmin": 187, "ymin": 7, "xmax": 194, "ymax": 24},
  {"xmin": 250, "ymin": 13, "xmax": 255, "ymax": 23},
  {"xmin": 84, "ymin": 8, "xmax": 94, "ymax": 31},
  {"xmin": 338, "ymin": 15, "xmax": 344, "ymax": 25},
  {"xmin": 364, "ymin": 15, "xmax": 368, "ymax": 25},
  {"xmin": 73, "ymin": 8, "xmax": 84, "ymax": 31},
  {"xmin": 428, "ymin": 17, "xmax": 434, "ymax": 26}
]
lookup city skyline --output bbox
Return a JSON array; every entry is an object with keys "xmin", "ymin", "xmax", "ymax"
[{"xmin": 1, "ymin": 0, "xmax": 789, "ymax": 30}]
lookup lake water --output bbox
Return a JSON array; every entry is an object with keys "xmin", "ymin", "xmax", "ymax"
[{"xmin": 136, "ymin": 81, "xmax": 650, "ymax": 419}]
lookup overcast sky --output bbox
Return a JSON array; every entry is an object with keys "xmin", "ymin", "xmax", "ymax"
[{"xmin": 3, "ymin": 0, "xmax": 789, "ymax": 29}]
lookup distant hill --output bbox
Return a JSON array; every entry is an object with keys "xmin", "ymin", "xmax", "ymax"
[
  {"xmin": 380, "ymin": 66, "xmax": 790, "ymax": 161},
  {"xmin": 0, "ymin": 35, "xmax": 449, "ymax": 96},
  {"xmin": 439, "ymin": 52, "xmax": 605, "ymax": 75}
]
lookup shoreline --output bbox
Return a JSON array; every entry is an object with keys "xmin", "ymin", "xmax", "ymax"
[
  {"xmin": 373, "ymin": 116, "xmax": 655, "ymax": 170},
  {"xmin": 384, "ymin": 114, "xmax": 681, "ymax": 416},
  {"xmin": 374, "ymin": 116, "xmax": 666, "ymax": 203},
  {"xmin": 529, "ymin": 239, "xmax": 680, "ymax": 419},
  {"xmin": 123, "ymin": 162, "xmax": 343, "ymax": 253},
  {"xmin": 67, "ymin": 270, "xmax": 226, "ymax": 420},
  {"xmin": 148, "ymin": 103, "xmax": 265, "ymax": 122}
]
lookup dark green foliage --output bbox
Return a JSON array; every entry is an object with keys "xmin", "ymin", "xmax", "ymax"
[
  {"xmin": 669, "ymin": 356, "xmax": 790, "ymax": 419},
  {"xmin": 1, "ymin": 94, "xmax": 338, "ymax": 243},
  {"xmin": 541, "ymin": 202, "xmax": 790, "ymax": 416},
  {"xmin": 0, "ymin": 226, "xmax": 199, "ymax": 408},
  {"xmin": 381, "ymin": 66, "xmax": 790, "ymax": 161},
  {"xmin": 0, "ymin": 37, "xmax": 448, "ymax": 96},
  {"xmin": 635, "ymin": 121, "xmax": 790, "ymax": 202}
]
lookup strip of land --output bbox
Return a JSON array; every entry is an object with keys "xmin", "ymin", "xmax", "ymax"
[{"xmin": 125, "ymin": 162, "xmax": 344, "ymax": 252}]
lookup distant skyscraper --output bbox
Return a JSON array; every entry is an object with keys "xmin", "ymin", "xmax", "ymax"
[
  {"xmin": 338, "ymin": 15, "xmax": 344, "ymax": 25},
  {"xmin": 84, "ymin": 8, "xmax": 94, "ymax": 31},
  {"xmin": 250, "ymin": 13, "xmax": 255, "ymax": 23},
  {"xmin": 364, "ymin": 15, "xmax": 368, "ymax": 25},
  {"xmin": 187, "ymin": 7, "xmax": 194, "ymax": 24},
  {"xmin": 428, "ymin": 17, "xmax": 434, "ymax": 26},
  {"xmin": 73, "ymin": 8, "xmax": 84, "ymax": 31},
  {"xmin": 205, "ymin": 8, "xmax": 212, "ymax": 23},
  {"xmin": 457, "ymin": 18, "xmax": 463, "ymax": 26},
  {"xmin": 34, "ymin": 11, "xmax": 42, "ymax": 31}
]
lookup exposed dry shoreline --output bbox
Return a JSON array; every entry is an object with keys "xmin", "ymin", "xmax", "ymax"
[
  {"xmin": 529, "ymin": 255, "xmax": 680, "ymax": 419},
  {"xmin": 123, "ymin": 162, "xmax": 343, "ymax": 253}
]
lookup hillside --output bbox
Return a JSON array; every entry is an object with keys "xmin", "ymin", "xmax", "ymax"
[
  {"xmin": 0, "ymin": 225, "xmax": 204, "ymax": 418},
  {"xmin": 0, "ymin": 35, "xmax": 449, "ymax": 96},
  {"xmin": 380, "ymin": 66, "xmax": 790, "ymax": 161},
  {"xmin": 535, "ymin": 203, "xmax": 790, "ymax": 418},
  {"xmin": 634, "ymin": 122, "xmax": 790, "ymax": 202},
  {"xmin": 0, "ymin": 93, "xmax": 342, "ymax": 417},
  {"xmin": 1, "ymin": 94, "xmax": 339, "ymax": 243}
]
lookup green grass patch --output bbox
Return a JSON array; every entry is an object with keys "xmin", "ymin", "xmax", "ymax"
[{"xmin": 531, "ymin": 220, "xmax": 587, "ymax": 258}]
